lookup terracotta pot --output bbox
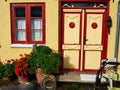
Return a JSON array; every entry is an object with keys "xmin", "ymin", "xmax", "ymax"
[
  {"xmin": 2, "ymin": 77, "xmax": 10, "ymax": 81},
  {"xmin": 36, "ymin": 68, "xmax": 45, "ymax": 84},
  {"xmin": 18, "ymin": 76, "xmax": 29, "ymax": 84}
]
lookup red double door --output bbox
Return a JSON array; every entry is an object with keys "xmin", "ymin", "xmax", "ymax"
[{"xmin": 61, "ymin": 8, "xmax": 108, "ymax": 72}]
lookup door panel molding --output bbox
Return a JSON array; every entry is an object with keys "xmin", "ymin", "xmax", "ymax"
[
  {"xmin": 86, "ymin": 9, "xmax": 105, "ymax": 13},
  {"xmin": 64, "ymin": 13, "xmax": 81, "ymax": 44},
  {"xmin": 63, "ymin": 9, "xmax": 82, "ymax": 12},
  {"xmin": 84, "ymin": 45, "xmax": 103, "ymax": 50},
  {"xmin": 62, "ymin": 45, "xmax": 81, "ymax": 49},
  {"xmin": 63, "ymin": 50, "xmax": 80, "ymax": 69},
  {"xmin": 83, "ymin": 51, "xmax": 101, "ymax": 70}
]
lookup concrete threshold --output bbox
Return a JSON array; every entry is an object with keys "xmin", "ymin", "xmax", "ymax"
[{"xmin": 56, "ymin": 72, "xmax": 96, "ymax": 83}]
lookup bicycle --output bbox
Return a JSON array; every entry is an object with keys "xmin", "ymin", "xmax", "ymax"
[{"xmin": 95, "ymin": 58, "xmax": 120, "ymax": 90}]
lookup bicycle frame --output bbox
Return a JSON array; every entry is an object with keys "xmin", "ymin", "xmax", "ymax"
[{"xmin": 95, "ymin": 59, "xmax": 120, "ymax": 90}]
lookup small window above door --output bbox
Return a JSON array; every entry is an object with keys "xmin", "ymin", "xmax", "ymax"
[{"xmin": 62, "ymin": 2, "xmax": 107, "ymax": 8}]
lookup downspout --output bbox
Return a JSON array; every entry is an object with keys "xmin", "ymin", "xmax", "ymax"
[{"xmin": 114, "ymin": 1, "xmax": 120, "ymax": 63}]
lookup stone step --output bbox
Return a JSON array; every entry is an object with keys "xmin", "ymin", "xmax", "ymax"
[{"xmin": 56, "ymin": 72, "xmax": 97, "ymax": 83}]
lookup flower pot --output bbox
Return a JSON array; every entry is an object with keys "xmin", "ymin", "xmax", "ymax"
[
  {"xmin": 36, "ymin": 68, "xmax": 45, "ymax": 84},
  {"xmin": 2, "ymin": 77, "xmax": 10, "ymax": 81},
  {"xmin": 18, "ymin": 76, "xmax": 29, "ymax": 84}
]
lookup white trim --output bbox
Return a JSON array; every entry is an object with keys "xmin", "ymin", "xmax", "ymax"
[
  {"xmin": 10, "ymin": 44, "xmax": 45, "ymax": 48},
  {"xmin": 62, "ymin": 45, "xmax": 81, "ymax": 49},
  {"xmin": 80, "ymin": 73, "xmax": 96, "ymax": 82},
  {"xmin": 86, "ymin": 9, "xmax": 105, "ymax": 12},
  {"xmin": 63, "ymin": 9, "xmax": 82, "ymax": 12}
]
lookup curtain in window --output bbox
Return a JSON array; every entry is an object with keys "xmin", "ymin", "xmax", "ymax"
[
  {"xmin": 16, "ymin": 19, "xmax": 26, "ymax": 41},
  {"xmin": 31, "ymin": 19, "xmax": 42, "ymax": 41}
]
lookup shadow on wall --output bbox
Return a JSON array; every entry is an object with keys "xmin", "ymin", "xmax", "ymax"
[{"xmin": 63, "ymin": 56, "xmax": 75, "ymax": 69}]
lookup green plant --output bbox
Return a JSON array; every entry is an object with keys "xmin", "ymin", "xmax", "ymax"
[
  {"xmin": 3, "ymin": 59, "xmax": 17, "ymax": 78},
  {"xmin": 0, "ymin": 61, "xmax": 5, "ymax": 79},
  {"xmin": 28, "ymin": 44, "xmax": 62, "ymax": 74},
  {"xmin": 60, "ymin": 84, "xmax": 85, "ymax": 90}
]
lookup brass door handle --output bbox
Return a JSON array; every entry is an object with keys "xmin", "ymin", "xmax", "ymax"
[
  {"xmin": 85, "ymin": 39, "xmax": 88, "ymax": 41},
  {"xmin": 84, "ymin": 37, "xmax": 88, "ymax": 44}
]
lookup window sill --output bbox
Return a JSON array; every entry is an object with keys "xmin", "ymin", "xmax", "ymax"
[{"xmin": 10, "ymin": 44, "xmax": 45, "ymax": 48}]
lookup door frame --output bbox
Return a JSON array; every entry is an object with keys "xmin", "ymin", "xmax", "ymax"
[{"xmin": 59, "ymin": 0, "xmax": 110, "ymax": 72}]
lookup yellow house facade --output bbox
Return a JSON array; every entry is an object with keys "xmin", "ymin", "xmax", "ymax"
[
  {"xmin": 0, "ymin": 0, "xmax": 120, "ymax": 82},
  {"xmin": 0, "ymin": 0, "xmax": 59, "ymax": 60}
]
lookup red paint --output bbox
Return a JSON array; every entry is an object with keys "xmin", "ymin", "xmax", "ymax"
[
  {"xmin": 91, "ymin": 22, "xmax": 98, "ymax": 29},
  {"xmin": 69, "ymin": 22, "xmax": 75, "ymax": 28}
]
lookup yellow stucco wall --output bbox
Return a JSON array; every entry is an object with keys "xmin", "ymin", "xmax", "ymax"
[
  {"xmin": 118, "ymin": 39, "xmax": 120, "ymax": 61},
  {"xmin": 0, "ymin": 0, "xmax": 120, "ymax": 67},
  {"xmin": 0, "ymin": 0, "xmax": 59, "ymax": 61},
  {"xmin": 108, "ymin": 0, "xmax": 120, "ymax": 61}
]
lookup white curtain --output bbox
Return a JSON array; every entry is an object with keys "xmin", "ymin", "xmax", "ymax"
[
  {"xmin": 31, "ymin": 19, "xmax": 42, "ymax": 41},
  {"xmin": 16, "ymin": 19, "xmax": 26, "ymax": 41}
]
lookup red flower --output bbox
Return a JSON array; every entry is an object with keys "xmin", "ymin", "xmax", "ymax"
[
  {"xmin": 16, "ymin": 70, "xmax": 20, "ymax": 76},
  {"xmin": 11, "ymin": 59, "xmax": 14, "ymax": 61},
  {"xmin": 18, "ymin": 68, "xmax": 22, "ymax": 72},
  {"xmin": 17, "ymin": 63, "xmax": 22, "ymax": 67},
  {"xmin": 20, "ymin": 76, "xmax": 25, "ymax": 80},
  {"xmin": 20, "ymin": 54, "xmax": 23, "ymax": 57},
  {"xmin": 24, "ymin": 70, "xmax": 27, "ymax": 75},
  {"xmin": 15, "ymin": 54, "xmax": 29, "ymax": 77},
  {"xmin": 7, "ymin": 60, "xmax": 11, "ymax": 64},
  {"xmin": 24, "ymin": 54, "xmax": 30, "ymax": 57},
  {"xmin": 0, "ymin": 62, "xmax": 3, "ymax": 65},
  {"xmin": 19, "ymin": 57, "xmax": 26, "ymax": 62},
  {"xmin": 24, "ymin": 64, "xmax": 29, "ymax": 67}
]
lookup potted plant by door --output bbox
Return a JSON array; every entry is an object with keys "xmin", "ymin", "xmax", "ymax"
[
  {"xmin": 15, "ymin": 54, "xmax": 30, "ymax": 83},
  {"xmin": 27, "ymin": 44, "xmax": 62, "ymax": 88},
  {"xmin": 3, "ymin": 59, "xmax": 17, "ymax": 81}
]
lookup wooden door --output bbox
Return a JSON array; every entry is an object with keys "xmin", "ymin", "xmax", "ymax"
[
  {"xmin": 61, "ymin": 8, "xmax": 107, "ymax": 72},
  {"xmin": 83, "ymin": 9, "xmax": 106, "ymax": 71}
]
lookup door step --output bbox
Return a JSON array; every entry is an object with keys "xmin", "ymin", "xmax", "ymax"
[{"xmin": 56, "ymin": 72, "xmax": 96, "ymax": 83}]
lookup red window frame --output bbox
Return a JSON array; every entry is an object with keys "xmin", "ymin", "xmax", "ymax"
[{"xmin": 11, "ymin": 3, "xmax": 46, "ymax": 44}]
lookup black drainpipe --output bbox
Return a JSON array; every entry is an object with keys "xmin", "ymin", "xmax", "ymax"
[{"xmin": 114, "ymin": 1, "xmax": 120, "ymax": 68}]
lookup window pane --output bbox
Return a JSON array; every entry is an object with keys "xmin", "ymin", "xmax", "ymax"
[
  {"xmin": 15, "ymin": 7, "xmax": 25, "ymax": 17},
  {"xmin": 31, "ymin": 19, "xmax": 42, "ymax": 41},
  {"xmin": 15, "ymin": 19, "xmax": 26, "ymax": 29},
  {"xmin": 31, "ymin": 19, "xmax": 42, "ymax": 29},
  {"xmin": 15, "ymin": 19, "xmax": 26, "ymax": 41},
  {"xmin": 31, "ymin": 7, "xmax": 42, "ymax": 17},
  {"xmin": 31, "ymin": 30, "xmax": 42, "ymax": 41},
  {"xmin": 16, "ymin": 30, "xmax": 26, "ymax": 41}
]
